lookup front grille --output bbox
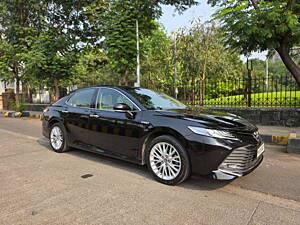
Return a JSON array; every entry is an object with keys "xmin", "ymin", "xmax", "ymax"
[
  {"xmin": 236, "ymin": 131, "xmax": 262, "ymax": 144},
  {"xmin": 219, "ymin": 145, "xmax": 260, "ymax": 173}
]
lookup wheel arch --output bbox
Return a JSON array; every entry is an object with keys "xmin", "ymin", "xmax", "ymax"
[
  {"xmin": 48, "ymin": 117, "xmax": 64, "ymax": 129},
  {"xmin": 140, "ymin": 127, "xmax": 190, "ymax": 165}
]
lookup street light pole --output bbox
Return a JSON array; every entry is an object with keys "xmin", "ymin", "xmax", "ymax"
[
  {"xmin": 173, "ymin": 32, "xmax": 178, "ymax": 98},
  {"xmin": 265, "ymin": 57, "xmax": 269, "ymax": 89},
  {"xmin": 135, "ymin": 19, "xmax": 140, "ymax": 88}
]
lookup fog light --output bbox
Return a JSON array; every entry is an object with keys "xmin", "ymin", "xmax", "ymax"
[
  {"xmin": 228, "ymin": 164, "xmax": 239, "ymax": 169},
  {"xmin": 219, "ymin": 163, "xmax": 239, "ymax": 170}
]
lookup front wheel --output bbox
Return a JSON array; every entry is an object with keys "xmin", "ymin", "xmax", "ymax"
[
  {"xmin": 146, "ymin": 135, "xmax": 191, "ymax": 185},
  {"xmin": 49, "ymin": 123, "xmax": 70, "ymax": 153}
]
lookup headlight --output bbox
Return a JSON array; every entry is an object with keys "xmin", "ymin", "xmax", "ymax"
[
  {"xmin": 43, "ymin": 107, "xmax": 49, "ymax": 113},
  {"xmin": 187, "ymin": 126, "xmax": 237, "ymax": 140}
]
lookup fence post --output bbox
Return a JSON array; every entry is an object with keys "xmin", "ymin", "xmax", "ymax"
[
  {"xmin": 173, "ymin": 33, "xmax": 178, "ymax": 99},
  {"xmin": 247, "ymin": 59, "xmax": 253, "ymax": 107}
]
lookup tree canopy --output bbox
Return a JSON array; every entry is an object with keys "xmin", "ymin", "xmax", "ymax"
[
  {"xmin": 208, "ymin": 0, "xmax": 300, "ymax": 85},
  {"xmin": 0, "ymin": 0, "xmax": 198, "ymax": 104},
  {"xmin": 1, "ymin": 0, "xmax": 298, "ymax": 107}
]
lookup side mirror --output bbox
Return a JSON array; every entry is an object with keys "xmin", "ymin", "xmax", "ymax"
[{"xmin": 113, "ymin": 103, "xmax": 132, "ymax": 112}]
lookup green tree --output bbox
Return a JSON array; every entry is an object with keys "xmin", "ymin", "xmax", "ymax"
[
  {"xmin": 26, "ymin": 0, "xmax": 104, "ymax": 101},
  {"xmin": 141, "ymin": 23, "xmax": 173, "ymax": 92},
  {"xmin": 72, "ymin": 46, "xmax": 113, "ymax": 88},
  {"xmin": 208, "ymin": 0, "xmax": 300, "ymax": 85},
  {"xmin": 28, "ymin": 32, "xmax": 78, "ymax": 101},
  {"xmin": 175, "ymin": 20, "xmax": 243, "ymax": 104},
  {"xmin": 102, "ymin": 0, "xmax": 197, "ymax": 86},
  {"xmin": 0, "ymin": 0, "xmax": 42, "ymax": 106},
  {"xmin": 102, "ymin": 0, "xmax": 141, "ymax": 86},
  {"xmin": 1, "ymin": 0, "xmax": 197, "ymax": 103}
]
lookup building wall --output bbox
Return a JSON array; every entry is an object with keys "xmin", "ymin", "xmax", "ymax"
[
  {"xmin": 0, "ymin": 81, "xmax": 16, "ymax": 94},
  {"xmin": 0, "ymin": 95, "xmax": 3, "ymax": 110},
  {"xmin": 0, "ymin": 81, "xmax": 5, "ymax": 95},
  {"xmin": 32, "ymin": 91, "xmax": 50, "ymax": 103},
  {"xmin": 203, "ymin": 107, "xmax": 300, "ymax": 127}
]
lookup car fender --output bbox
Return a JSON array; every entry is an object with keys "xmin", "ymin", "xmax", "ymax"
[{"xmin": 140, "ymin": 126, "xmax": 191, "ymax": 165}]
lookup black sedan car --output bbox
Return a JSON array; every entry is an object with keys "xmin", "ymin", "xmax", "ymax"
[{"xmin": 42, "ymin": 86, "xmax": 264, "ymax": 185}]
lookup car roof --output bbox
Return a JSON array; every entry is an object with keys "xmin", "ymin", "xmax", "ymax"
[{"xmin": 75, "ymin": 85, "xmax": 148, "ymax": 92}]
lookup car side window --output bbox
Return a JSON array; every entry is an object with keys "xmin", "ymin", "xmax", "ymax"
[
  {"xmin": 96, "ymin": 88, "xmax": 134, "ymax": 111},
  {"xmin": 67, "ymin": 88, "xmax": 95, "ymax": 108}
]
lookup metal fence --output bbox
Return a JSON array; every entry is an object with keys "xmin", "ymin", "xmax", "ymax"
[{"xmin": 146, "ymin": 75, "xmax": 300, "ymax": 108}]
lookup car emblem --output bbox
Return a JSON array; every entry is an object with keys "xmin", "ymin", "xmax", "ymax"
[{"xmin": 253, "ymin": 131, "xmax": 260, "ymax": 141}]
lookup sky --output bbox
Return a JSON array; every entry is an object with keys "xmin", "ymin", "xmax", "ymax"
[
  {"xmin": 159, "ymin": 2, "xmax": 266, "ymax": 61},
  {"xmin": 159, "ymin": 2, "xmax": 215, "ymax": 32}
]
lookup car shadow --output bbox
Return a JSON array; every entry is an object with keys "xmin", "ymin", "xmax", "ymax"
[{"xmin": 37, "ymin": 138, "xmax": 232, "ymax": 191}]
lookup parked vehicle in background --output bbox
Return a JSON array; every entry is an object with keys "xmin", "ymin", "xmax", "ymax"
[{"xmin": 42, "ymin": 86, "xmax": 264, "ymax": 185}]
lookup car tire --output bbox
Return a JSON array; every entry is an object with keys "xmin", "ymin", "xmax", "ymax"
[
  {"xmin": 49, "ymin": 122, "xmax": 70, "ymax": 153},
  {"xmin": 146, "ymin": 135, "xmax": 191, "ymax": 185}
]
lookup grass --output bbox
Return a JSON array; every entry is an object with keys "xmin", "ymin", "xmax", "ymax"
[{"xmin": 186, "ymin": 91, "xmax": 300, "ymax": 107}]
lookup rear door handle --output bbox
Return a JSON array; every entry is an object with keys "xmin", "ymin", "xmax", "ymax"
[
  {"xmin": 90, "ymin": 114, "xmax": 100, "ymax": 118},
  {"xmin": 62, "ymin": 110, "xmax": 69, "ymax": 113}
]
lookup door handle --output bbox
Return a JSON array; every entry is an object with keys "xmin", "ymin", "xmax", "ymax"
[
  {"xmin": 62, "ymin": 110, "xmax": 69, "ymax": 113},
  {"xmin": 90, "ymin": 114, "xmax": 100, "ymax": 118}
]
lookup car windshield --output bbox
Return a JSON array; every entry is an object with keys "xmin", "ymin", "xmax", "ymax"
[{"xmin": 126, "ymin": 88, "xmax": 186, "ymax": 110}]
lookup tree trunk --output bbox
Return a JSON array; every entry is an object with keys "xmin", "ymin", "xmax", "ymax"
[
  {"xmin": 49, "ymin": 90, "xmax": 55, "ymax": 103},
  {"xmin": 276, "ymin": 45, "xmax": 300, "ymax": 86},
  {"xmin": 192, "ymin": 76, "xmax": 195, "ymax": 105},
  {"xmin": 54, "ymin": 78, "xmax": 60, "ymax": 101},
  {"xmin": 118, "ymin": 70, "xmax": 128, "ymax": 86},
  {"xmin": 200, "ymin": 78, "xmax": 205, "ymax": 106},
  {"xmin": 28, "ymin": 88, "xmax": 33, "ymax": 103},
  {"xmin": 15, "ymin": 78, "xmax": 20, "ymax": 109}
]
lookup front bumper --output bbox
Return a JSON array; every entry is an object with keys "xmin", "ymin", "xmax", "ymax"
[
  {"xmin": 42, "ymin": 118, "xmax": 50, "ymax": 138},
  {"xmin": 184, "ymin": 130, "xmax": 264, "ymax": 177},
  {"xmin": 211, "ymin": 153, "xmax": 264, "ymax": 180}
]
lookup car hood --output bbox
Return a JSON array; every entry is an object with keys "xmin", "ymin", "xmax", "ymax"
[{"xmin": 156, "ymin": 108, "xmax": 257, "ymax": 132}]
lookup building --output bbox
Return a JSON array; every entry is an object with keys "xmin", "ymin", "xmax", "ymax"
[
  {"xmin": 0, "ymin": 82, "xmax": 5, "ymax": 95},
  {"xmin": 0, "ymin": 81, "xmax": 16, "ymax": 110}
]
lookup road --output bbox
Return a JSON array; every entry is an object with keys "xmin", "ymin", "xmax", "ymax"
[{"xmin": 0, "ymin": 116, "xmax": 299, "ymax": 225}]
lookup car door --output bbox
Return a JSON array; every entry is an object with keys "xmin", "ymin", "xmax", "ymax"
[
  {"xmin": 63, "ymin": 88, "xmax": 97, "ymax": 146},
  {"xmin": 88, "ymin": 87, "xmax": 145, "ymax": 159}
]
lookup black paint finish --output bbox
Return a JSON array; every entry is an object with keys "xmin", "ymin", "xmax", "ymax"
[{"xmin": 42, "ymin": 86, "xmax": 263, "ymax": 176}]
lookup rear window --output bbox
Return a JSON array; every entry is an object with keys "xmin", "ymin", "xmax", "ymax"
[{"xmin": 67, "ymin": 88, "xmax": 96, "ymax": 108}]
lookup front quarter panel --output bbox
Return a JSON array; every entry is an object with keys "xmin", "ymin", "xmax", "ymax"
[{"xmin": 140, "ymin": 110, "xmax": 253, "ymax": 175}]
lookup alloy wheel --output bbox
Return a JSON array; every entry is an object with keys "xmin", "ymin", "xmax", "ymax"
[
  {"xmin": 149, "ymin": 142, "xmax": 182, "ymax": 180},
  {"xmin": 50, "ymin": 126, "xmax": 64, "ymax": 150}
]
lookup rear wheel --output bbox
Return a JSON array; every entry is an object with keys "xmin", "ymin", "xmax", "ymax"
[
  {"xmin": 49, "ymin": 123, "xmax": 70, "ymax": 153},
  {"xmin": 146, "ymin": 135, "xmax": 191, "ymax": 185}
]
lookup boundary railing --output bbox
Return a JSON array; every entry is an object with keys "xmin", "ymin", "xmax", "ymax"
[{"xmin": 146, "ymin": 75, "xmax": 300, "ymax": 108}]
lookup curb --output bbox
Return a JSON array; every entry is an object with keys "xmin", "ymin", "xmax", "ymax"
[
  {"xmin": 261, "ymin": 133, "xmax": 300, "ymax": 153},
  {"xmin": 261, "ymin": 134, "xmax": 289, "ymax": 145},
  {"xmin": 261, "ymin": 133, "xmax": 298, "ymax": 145},
  {"xmin": 28, "ymin": 113, "xmax": 43, "ymax": 119},
  {"xmin": 287, "ymin": 134, "xmax": 300, "ymax": 154},
  {"xmin": 0, "ymin": 111, "xmax": 42, "ymax": 119}
]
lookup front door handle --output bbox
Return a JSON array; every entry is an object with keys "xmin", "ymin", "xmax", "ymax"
[{"xmin": 90, "ymin": 114, "xmax": 100, "ymax": 118}]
